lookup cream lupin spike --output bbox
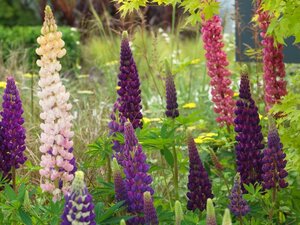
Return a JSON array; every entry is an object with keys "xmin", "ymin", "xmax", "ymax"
[{"xmin": 36, "ymin": 5, "xmax": 76, "ymax": 202}]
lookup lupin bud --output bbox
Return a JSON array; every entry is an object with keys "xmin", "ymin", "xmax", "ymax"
[
  {"xmin": 120, "ymin": 219, "xmax": 126, "ymax": 225},
  {"xmin": 165, "ymin": 62, "xmax": 179, "ymax": 118},
  {"xmin": 143, "ymin": 191, "xmax": 158, "ymax": 225},
  {"xmin": 175, "ymin": 201, "xmax": 183, "ymax": 225},
  {"xmin": 206, "ymin": 198, "xmax": 217, "ymax": 225},
  {"xmin": 209, "ymin": 149, "xmax": 224, "ymax": 172},
  {"xmin": 222, "ymin": 209, "xmax": 232, "ymax": 225},
  {"xmin": 112, "ymin": 158, "xmax": 127, "ymax": 203}
]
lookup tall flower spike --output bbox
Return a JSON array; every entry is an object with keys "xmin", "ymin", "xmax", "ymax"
[
  {"xmin": 143, "ymin": 191, "xmax": 159, "ymax": 225},
  {"xmin": 186, "ymin": 133, "xmax": 213, "ymax": 211},
  {"xmin": 165, "ymin": 65, "xmax": 179, "ymax": 118},
  {"xmin": 234, "ymin": 66, "xmax": 264, "ymax": 189},
  {"xmin": 122, "ymin": 122, "xmax": 153, "ymax": 224},
  {"xmin": 229, "ymin": 173, "xmax": 250, "ymax": 217},
  {"xmin": 116, "ymin": 31, "xmax": 143, "ymax": 129},
  {"xmin": 256, "ymin": 1, "xmax": 287, "ymax": 111},
  {"xmin": 262, "ymin": 120, "xmax": 288, "ymax": 189},
  {"xmin": 206, "ymin": 198, "xmax": 217, "ymax": 225},
  {"xmin": 175, "ymin": 200, "xmax": 183, "ymax": 225},
  {"xmin": 61, "ymin": 171, "xmax": 96, "ymax": 225},
  {"xmin": 0, "ymin": 77, "xmax": 26, "ymax": 180},
  {"xmin": 222, "ymin": 209, "xmax": 232, "ymax": 225},
  {"xmin": 36, "ymin": 5, "xmax": 76, "ymax": 201},
  {"xmin": 201, "ymin": 13, "xmax": 235, "ymax": 126},
  {"xmin": 112, "ymin": 158, "xmax": 127, "ymax": 203}
]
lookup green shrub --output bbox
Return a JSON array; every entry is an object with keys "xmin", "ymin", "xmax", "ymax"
[{"xmin": 0, "ymin": 26, "xmax": 80, "ymax": 71}]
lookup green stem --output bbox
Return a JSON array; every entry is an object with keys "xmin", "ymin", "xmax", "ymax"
[
  {"xmin": 219, "ymin": 172, "xmax": 231, "ymax": 196},
  {"xmin": 171, "ymin": 119, "xmax": 179, "ymax": 200},
  {"xmin": 238, "ymin": 216, "xmax": 243, "ymax": 225},
  {"xmin": 106, "ymin": 155, "xmax": 112, "ymax": 183},
  {"xmin": 12, "ymin": 166, "xmax": 16, "ymax": 192}
]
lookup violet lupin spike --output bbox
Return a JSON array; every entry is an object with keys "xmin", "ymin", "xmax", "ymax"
[
  {"xmin": 186, "ymin": 133, "xmax": 213, "ymax": 212},
  {"xmin": 143, "ymin": 191, "xmax": 159, "ymax": 225},
  {"xmin": 229, "ymin": 173, "xmax": 250, "ymax": 217},
  {"xmin": 234, "ymin": 66, "xmax": 264, "ymax": 189},
  {"xmin": 0, "ymin": 77, "xmax": 26, "ymax": 181},
  {"xmin": 165, "ymin": 65, "xmax": 179, "ymax": 118},
  {"xmin": 122, "ymin": 122, "xmax": 153, "ymax": 224},
  {"xmin": 262, "ymin": 120, "xmax": 288, "ymax": 190},
  {"xmin": 61, "ymin": 171, "xmax": 96, "ymax": 225},
  {"xmin": 116, "ymin": 31, "xmax": 143, "ymax": 129},
  {"xmin": 112, "ymin": 158, "xmax": 127, "ymax": 203}
]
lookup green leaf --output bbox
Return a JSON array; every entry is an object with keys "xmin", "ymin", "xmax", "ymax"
[
  {"xmin": 161, "ymin": 148, "xmax": 174, "ymax": 167},
  {"xmin": 4, "ymin": 184, "xmax": 17, "ymax": 201},
  {"xmin": 18, "ymin": 208, "xmax": 32, "ymax": 225}
]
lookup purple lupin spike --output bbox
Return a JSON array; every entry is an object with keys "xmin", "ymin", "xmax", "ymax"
[
  {"xmin": 186, "ymin": 134, "xmax": 213, "ymax": 212},
  {"xmin": 229, "ymin": 173, "xmax": 250, "ymax": 217},
  {"xmin": 144, "ymin": 191, "xmax": 158, "ymax": 225},
  {"xmin": 123, "ymin": 122, "xmax": 153, "ymax": 224},
  {"xmin": 165, "ymin": 73, "xmax": 179, "ymax": 118},
  {"xmin": 112, "ymin": 158, "xmax": 127, "ymax": 203},
  {"xmin": 61, "ymin": 171, "xmax": 96, "ymax": 225},
  {"xmin": 0, "ymin": 76, "xmax": 26, "ymax": 180},
  {"xmin": 234, "ymin": 66, "xmax": 264, "ymax": 189},
  {"xmin": 262, "ymin": 122, "xmax": 288, "ymax": 189}
]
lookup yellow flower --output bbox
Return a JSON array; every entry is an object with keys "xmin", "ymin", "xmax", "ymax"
[
  {"xmin": 194, "ymin": 138, "xmax": 204, "ymax": 144},
  {"xmin": 23, "ymin": 73, "xmax": 38, "ymax": 79},
  {"xmin": 233, "ymin": 92, "xmax": 239, "ymax": 97},
  {"xmin": 183, "ymin": 102, "xmax": 196, "ymax": 109},
  {"xmin": 202, "ymin": 132, "xmax": 218, "ymax": 137},
  {"xmin": 194, "ymin": 132, "xmax": 218, "ymax": 144},
  {"xmin": 116, "ymin": 86, "xmax": 121, "ymax": 90},
  {"xmin": 0, "ymin": 81, "xmax": 6, "ymax": 88},
  {"xmin": 143, "ymin": 117, "xmax": 151, "ymax": 124},
  {"xmin": 191, "ymin": 58, "xmax": 201, "ymax": 64},
  {"xmin": 143, "ymin": 117, "xmax": 161, "ymax": 124}
]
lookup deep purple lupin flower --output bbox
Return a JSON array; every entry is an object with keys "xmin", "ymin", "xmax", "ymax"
[
  {"xmin": 143, "ymin": 191, "xmax": 158, "ymax": 225},
  {"xmin": 0, "ymin": 77, "xmax": 26, "ymax": 180},
  {"xmin": 112, "ymin": 158, "xmax": 127, "ymax": 203},
  {"xmin": 234, "ymin": 66, "xmax": 264, "ymax": 189},
  {"xmin": 123, "ymin": 122, "xmax": 153, "ymax": 224},
  {"xmin": 229, "ymin": 173, "xmax": 250, "ymax": 217},
  {"xmin": 165, "ymin": 73, "xmax": 179, "ymax": 118},
  {"xmin": 61, "ymin": 171, "xmax": 96, "ymax": 225},
  {"xmin": 262, "ymin": 122, "xmax": 288, "ymax": 189},
  {"xmin": 116, "ymin": 31, "xmax": 143, "ymax": 130},
  {"xmin": 186, "ymin": 134, "xmax": 213, "ymax": 212}
]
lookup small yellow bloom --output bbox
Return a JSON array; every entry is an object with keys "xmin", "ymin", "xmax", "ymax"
[
  {"xmin": 233, "ymin": 92, "xmax": 239, "ymax": 97},
  {"xmin": 0, "ymin": 81, "xmax": 6, "ymax": 88},
  {"xmin": 202, "ymin": 132, "xmax": 218, "ymax": 137},
  {"xmin": 143, "ymin": 117, "xmax": 161, "ymax": 124},
  {"xmin": 143, "ymin": 117, "xmax": 151, "ymax": 124},
  {"xmin": 116, "ymin": 86, "xmax": 121, "ymax": 90},
  {"xmin": 191, "ymin": 58, "xmax": 201, "ymax": 64},
  {"xmin": 194, "ymin": 138, "xmax": 204, "ymax": 144},
  {"xmin": 183, "ymin": 102, "xmax": 196, "ymax": 109}
]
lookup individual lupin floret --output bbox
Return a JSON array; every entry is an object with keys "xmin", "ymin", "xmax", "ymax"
[
  {"xmin": 234, "ymin": 66, "xmax": 264, "ymax": 189},
  {"xmin": 206, "ymin": 198, "xmax": 217, "ymax": 225},
  {"xmin": 229, "ymin": 173, "xmax": 250, "ymax": 217},
  {"xmin": 0, "ymin": 77, "xmax": 26, "ymax": 180},
  {"xmin": 201, "ymin": 12, "xmax": 235, "ymax": 126},
  {"xmin": 112, "ymin": 158, "xmax": 127, "ymax": 203},
  {"xmin": 122, "ymin": 122, "xmax": 153, "ymax": 224},
  {"xmin": 165, "ymin": 73, "xmax": 179, "ymax": 118},
  {"xmin": 186, "ymin": 134, "xmax": 213, "ymax": 211},
  {"xmin": 143, "ymin": 191, "xmax": 158, "ymax": 225},
  {"xmin": 262, "ymin": 121, "xmax": 288, "ymax": 189},
  {"xmin": 61, "ymin": 171, "xmax": 96, "ymax": 225},
  {"xmin": 175, "ymin": 200, "xmax": 183, "ymax": 225},
  {"xmin": 36, "ymin": 5, "xmax": 76, "ymax": 201},
  {"xmin": 222, "ymin": 209, "xmax": 232, "ymax": 225}
]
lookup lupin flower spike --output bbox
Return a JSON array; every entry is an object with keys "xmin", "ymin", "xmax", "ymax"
[
  {"xmin": 112, "ymin": 158, "xmax": 127, "ymax": 203},
  {"xmin": 201, "ymin": 12, "xmax": 235, "ymax": 126},
  {"xmin": 123, "ymin": 122, "xmax": 153, "ymax": 224},
  {"xmin": 175, "ymin": 200, "xmax": 183, "ymax": 225},
  {"xmin": 0, "ymin": 77, "xmax": 26, "ymax": 181},
  {"xmin": 229, "ymin": 173, "xmax": 250, "ymax": 217},
  {"xmin": 143, "ymin": 191, "xmax": 159, "ymax": 225},
  {"xmin": 206, "ymin": 198, "xmax": 217, "ymax": 225},
  {"xmin": 262, "ymin": 119, "xmax": 288, "ymax": 189},
  {"xmin": 165, "ymin": 62, "xmax": 179, "ymax": 118},
  {"xmin": 36, "ymin": 5, "xmax": 76, "ymax": 201},
  {"xmin": 234, "ymin": 65, "xmax": 264, "ymax": 189},
  {"xmin": 222, "ymin": 209, "xmax": 232, "ymax": 225},
  {"xmin": 186, "ymin": 133, "xmax": 213, "ymax": 212},
  {"xmin": 256, "ymin": 1, "xmax": 287, "ymax": 111},
  {"xmin": 61, "ymin": 171, "xmax": 96, "ymax": 225}
]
